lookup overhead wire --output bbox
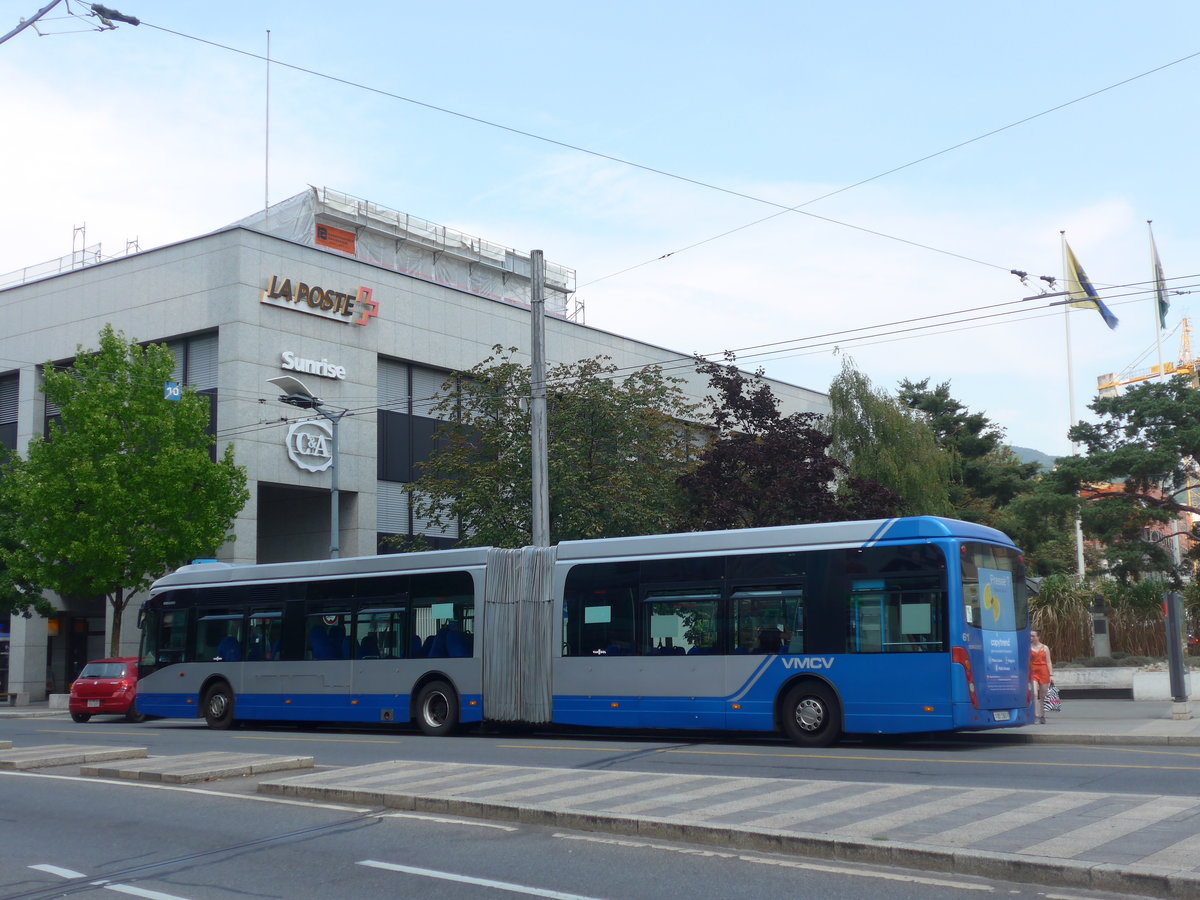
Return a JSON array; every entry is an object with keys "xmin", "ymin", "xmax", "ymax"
[
  {"xmin": 134, "ymin": 16, "xmax": 1200, "ymax": 284},
  {"xmin": 577, "ymin": 48, "xmax": 1200, "ymax": 289},
  {"xmin": 3, "ymin": 273, "xmax": 1197, "ymax": 441},
  {"xmin": 209, "ymin": 279, "xmax": 1200, "ymax": 440}
]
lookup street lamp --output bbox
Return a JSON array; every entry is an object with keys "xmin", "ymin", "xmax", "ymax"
[{"xmin": 268, "ymin": 375, "xmax": 347, "ymax": 559}]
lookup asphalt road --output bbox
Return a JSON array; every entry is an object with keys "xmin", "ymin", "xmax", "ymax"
[
  {"xmin": 6, "ymin": 714, "xmax": 1197, "ymax": 799},
  {"xmin": 1, "ymin": 769, "xmax": 1139, "ymax": 900}
]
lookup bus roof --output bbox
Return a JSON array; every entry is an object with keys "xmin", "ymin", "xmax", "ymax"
[
  {"xmin": 554, "ymin": 516, "xmax": 1015, "ymax": 561},
  {"xmin": 151, "ymin": 547, "xmax": 492, "ymax": 591}
]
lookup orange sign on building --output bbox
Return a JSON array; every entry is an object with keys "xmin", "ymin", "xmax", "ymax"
[{"xmin": 315, "ymin": 223, "xmax": 356, "ymax": 255}]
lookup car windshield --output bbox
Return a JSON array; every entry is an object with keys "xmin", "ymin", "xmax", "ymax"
[{"xmin": 78, "ymin": 663, "xmax": 127, "ymax": 679}]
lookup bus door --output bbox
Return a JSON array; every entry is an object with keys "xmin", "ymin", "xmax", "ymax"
[
  {"xmin": 639, "ymin": 585, "xmax": 724, "ymax": 728},
  {"xmin": 728, "ymin": 584, "xmax": 806, "ymax": 727}
]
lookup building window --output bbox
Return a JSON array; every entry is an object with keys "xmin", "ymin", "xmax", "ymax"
[
  {"xmin": 0, "ymin": 373, "xmax": 17, "ymax": 451},
  {"xmin": 377, "ymin": 359, "xmax": 458, "ymax": 551},
  {"xmin": 43, "ymin": 333, "xmax": 218, "ymax": 441}
]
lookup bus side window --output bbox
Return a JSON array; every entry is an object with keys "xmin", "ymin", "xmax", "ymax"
[
  {"xmin": 306, "ymin": 612, "xmax": 350, "ymax": 660},
  {"xmin": 247, "ymin": 611, "xmax": 282, "ymax": 661},
  {"xmin": 732, "ymin": 587, "xmax": 803, "ymax": 655},
  {"xmin": 411, "ymin": 571, "xmax": 475, "ymax": 659},
  {"xmin": 195, "ymin": 611, "xmax": 245, "ymax": 662},
  {"xmin": 642, "ymin": 587, "xmax": 719, "ymax": 656},
  {"xmin": 562, "ymin": 562, "xmax": 637, "ymax": 657}
]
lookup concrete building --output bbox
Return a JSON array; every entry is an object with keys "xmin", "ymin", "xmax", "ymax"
[{"xmin": 0, "ymin": 187, "xmax": 830, "ymax": 701}]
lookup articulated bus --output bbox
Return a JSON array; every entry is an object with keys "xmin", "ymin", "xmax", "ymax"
[{"xmin": 136, "ymin": 516, "xmax": 1033, "ymax": 746}]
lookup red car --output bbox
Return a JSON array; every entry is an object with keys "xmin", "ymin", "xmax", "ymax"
[{"xmin": 68, "ymin": 657, "xmax": 145, "ymax": 723}]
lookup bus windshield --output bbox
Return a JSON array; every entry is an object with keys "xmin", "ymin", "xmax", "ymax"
[{"xmin": 960, "ymin": 542, "xmax": 1028, "ymax": 633}]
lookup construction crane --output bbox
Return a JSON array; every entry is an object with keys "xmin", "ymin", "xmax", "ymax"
[{"xmin": 1097, "ymin": 318, "xmax": 1199, "ymax": 396}]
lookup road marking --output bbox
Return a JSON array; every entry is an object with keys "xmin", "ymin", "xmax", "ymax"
[
  {"xmin": 31, "ymin": 865, "xmax": 194, "ymax": 900},
  {"xmin": 31, "ymin": 863, "xmax": 86, "ymax": 878},
  {"xmin": 497, "ymin": 744, "xmax": 659, "ymax": 752},
  {"xmin": 746, "ymin": 783, "xmax": 924, "ymax": 830},
  {"xmin": 358, "ymin": 860, "xmax": 610, "ymax": 899},
  {"xmin": 234, "ymin": 734, "xmax": 408, "ymax": 745},
  {"xmin": 1134, "ymin": 829, "xmax": 1200, "ymax": 868},
  {"xmin": 103, "ymin": 884, "xmax": 194, "ymax": 900},
  {"xmin": 829, "ymin": 787, "xmax": 1003, "ymax": 838},
  {"xmin": 920, "ymin": 791, "xmax": 1105, "ymax": 847},
  {"xmin": 551, "ymin": 834, "xmax": 994, "ymax": 891},
  {"xmin": 1023, "ymin": 795, "xmax": 1200, "ymax": 859},
  {"xmin": 3, "ymin": 768, "xmax": 372, "ymax": 812},
  {"xmin": 499, "ymin": 741, "xmax": 1200, "ymax": 772},
  {"xmin": 658, "ymin": 747, "xmax": 1200, "ymax": 772},
  {"xmin": 374, "ymin": 812, "xmax": 518, "ymax": 831}
]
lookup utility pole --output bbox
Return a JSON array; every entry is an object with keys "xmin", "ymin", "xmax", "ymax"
[{"xmin": 530, "ymin": 250, "xmax": 549, "ymax": 547}]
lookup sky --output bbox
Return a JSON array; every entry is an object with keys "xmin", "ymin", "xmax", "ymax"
[{"xmin": 2, "ymin": 1, "xmax": 1198, "ymax": 457}]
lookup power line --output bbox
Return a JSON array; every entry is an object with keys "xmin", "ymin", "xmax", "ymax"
[
  {"xmin": 579, "ymin": 47, "xmax": 1200, "ymax": 288},
  {"xmin": 5, "ymin": 273, "xmax": 1195, "ymax": 443},
  {"xmin": 136, "ymin": 18, "xmax": 1200, "ymax": 286}
]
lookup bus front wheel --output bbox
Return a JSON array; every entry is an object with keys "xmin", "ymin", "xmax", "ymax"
[
  {"xmin": 415, "ymin": 680, "xmax": 459, "ymax": 737},
  {"xmin": 202, "ymin": 682, "xmax": 236, "ymax": 730},
  {"xmin": 781, "ymin": 682, "xmax": 840, "ymax": 747}
]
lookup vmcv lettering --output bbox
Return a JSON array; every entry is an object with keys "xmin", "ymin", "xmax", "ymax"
[{"xmin": 781, "ymin": 657, "xmax": 835, "ymax": 670}]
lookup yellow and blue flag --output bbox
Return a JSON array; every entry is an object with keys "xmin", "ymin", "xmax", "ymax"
[{"xmin": 1064, "ymin": 241, "xmax": 1118, "ymax": 330}]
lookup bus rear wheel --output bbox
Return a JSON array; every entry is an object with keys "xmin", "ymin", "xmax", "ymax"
[
  {"xmin": 202, "ymin": 681, "xmax": 236, "ymax": 730},
  {"xmin": 415, "ymin": 680, "xmax": 459, "ymax": 737},
  {"xmin": 781, "ymin": 682, "xmax": 840, "ymax": 747}
]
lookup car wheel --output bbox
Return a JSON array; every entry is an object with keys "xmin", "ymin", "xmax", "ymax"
[
  {"xmin": 780, "ymin": 682, "xmax": 841, "ymax": 747},
  {"xmin": 202, "ymin": 681, "xmax": 236, "ymax": 730},
  {"xmin": 125, "ymin": 707, "xmax": 147, "ymax": 724},
  {"xmin": 70, "ymin": 712, "xmax": 91, "ymax": 723},
  {"xmin": 415, "ymin": 680, "xmax": 459, "ymax": 736}
]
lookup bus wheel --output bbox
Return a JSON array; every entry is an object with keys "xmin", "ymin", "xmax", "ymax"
[
  {"xmin": 71, "ymin": 712, "xmax": 91, "ymax": 723},
  {"xmin": 781, "ymin": 682, "xmax": 840, "ymax": 747},
  {"xmin": 202, "ymin": 682, "xmax": 236, "ymax": 730},
  {"xmin": 415, "ymin": 680, "xmax": 459, "ymax": 737}
]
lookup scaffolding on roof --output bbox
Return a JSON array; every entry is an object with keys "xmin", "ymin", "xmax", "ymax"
[{"xmin": 234, "ymin": 187, "xmax": 580, "ymax": 320}]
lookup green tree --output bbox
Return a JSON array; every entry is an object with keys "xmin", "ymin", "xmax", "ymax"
[
  {"xmin": 679, "ymin": 355, "xmax": 900, "ymax": 529},
  {"xmin": 0, "ymin": 474, "xmax": 52, "ymax": 620},
  {"xmin": 897, "ymin": 378, "xmax": 1040, "ymax": 525},
  {"xmin": 828, "ymin": 360, "xmax": 953, "ymax": 516},
  {"xmin": 994, "ymin": 480, "xmax": 1081, "ymax": 576},
  {"xmin": 406, "ymin": 346, "xmax": 700, "ymax": 547},
  {"xmin": 1052, "ymin": 377, "xmax": 1200, "ymax": 584},
  {"xmin": 0, "ymin": 326, "xmax": 250, "ymax": 655}
]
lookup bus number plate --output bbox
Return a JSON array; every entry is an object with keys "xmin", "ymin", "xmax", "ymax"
[{"xmin": 993, "ymin": 711, "xmax": 1010, "ymax": 721}]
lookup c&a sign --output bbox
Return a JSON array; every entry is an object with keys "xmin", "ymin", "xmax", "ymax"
[
  {"xmin": 261, "ymin": 274, "xmax": 380, "ymax": 327},
  {"xmin": 286, "ymin": 419, "xmax": 333, "ymax": 473}
]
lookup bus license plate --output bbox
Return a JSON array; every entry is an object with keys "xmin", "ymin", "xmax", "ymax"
[
  {"xmin": 87, "ymin": 700, "xmax": 100, "ymax": 708},
  {"xmin": 993, "ymin": 710, "xmax": 1010, "ymax": 721}
]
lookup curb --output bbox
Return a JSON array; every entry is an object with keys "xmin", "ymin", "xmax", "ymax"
[
  {"xmin": 258, "ymin": 783, "xmax": 1200, "ymax": 899},
  {"xmin": 966, "ymin": 731, "xmax": 1200, "ymax": 747}
]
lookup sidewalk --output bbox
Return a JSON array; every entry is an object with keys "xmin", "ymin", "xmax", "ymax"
[{"xmin": 975, "ymin": 697, "xmax": 1200, "ymax": 746}]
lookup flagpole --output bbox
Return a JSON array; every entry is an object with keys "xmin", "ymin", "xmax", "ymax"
[
  {"xmin": 1150, "ymin": 221, "xmax": 1166, "ymax": 382},
  {"xmin": 1148, "ymin": 220, "xmax": 1184, "ymax": 573},
  {"xmin": 1062, "ymin": 232, "xmax": 1086, "ymax": 579}
]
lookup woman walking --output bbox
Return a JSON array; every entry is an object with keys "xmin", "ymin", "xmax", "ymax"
[{"xmin": 1030, "ymin": 629, "xmax": 1053, "ymax": 724}]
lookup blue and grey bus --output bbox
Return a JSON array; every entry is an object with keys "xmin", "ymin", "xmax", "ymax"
[{"xmin": 136, "ymin": 516, "xmax": 1032, "ymax": 746}]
